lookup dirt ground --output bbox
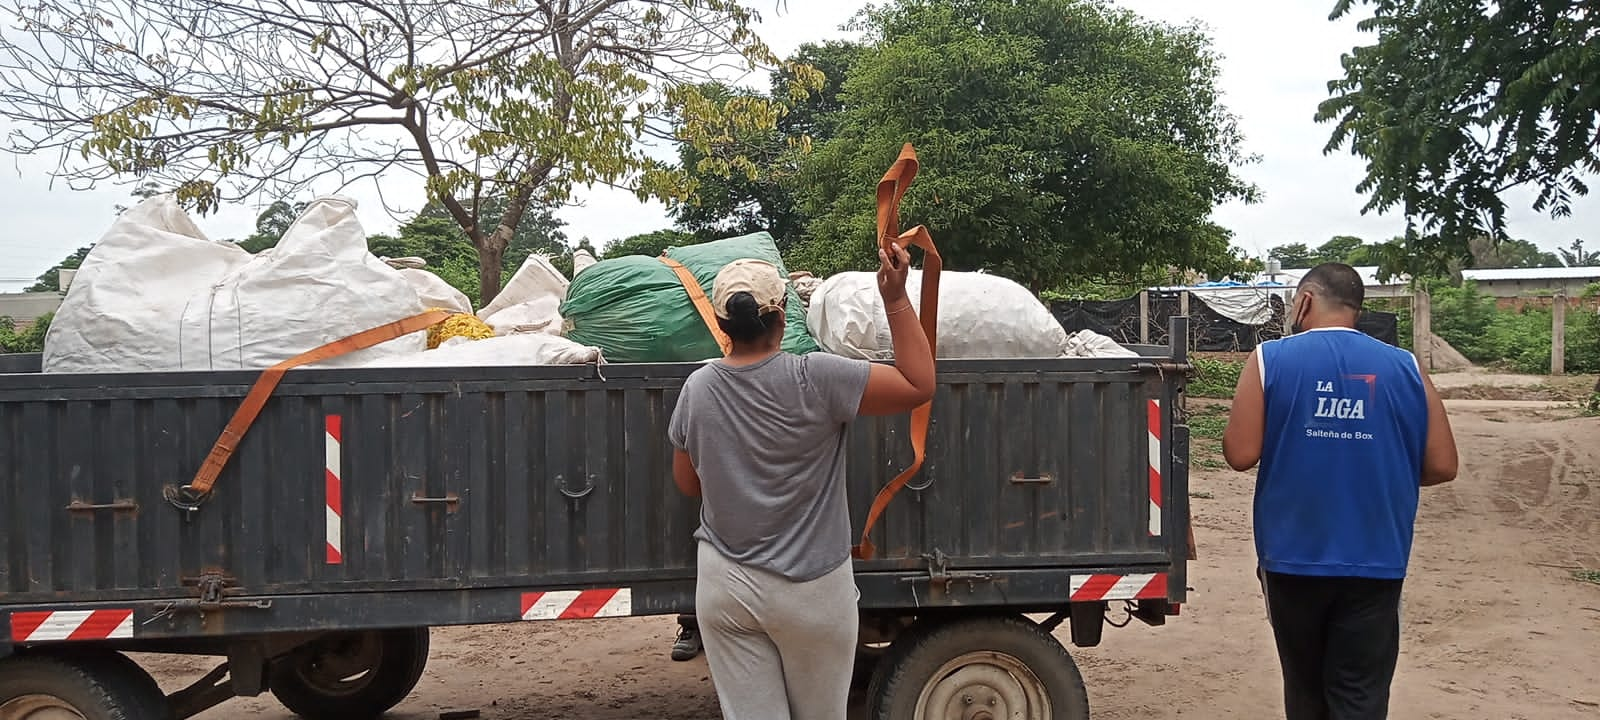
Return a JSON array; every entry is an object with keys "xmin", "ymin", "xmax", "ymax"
[{"xmin": 142, "ymin": 391, "xmax": 1600, "ymax": 719}]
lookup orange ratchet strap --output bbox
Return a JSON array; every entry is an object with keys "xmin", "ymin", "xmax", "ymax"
[
  {"xmin": 182, "ymin": 310, "xmax": 452, "ymax": 499},
  {"xmin": 660, "ymin": 256, "xmax": 733, "ymax": 357},
  {"xmin": 853, "ymin": 143, "xmax": 943, "ymax": 560}
]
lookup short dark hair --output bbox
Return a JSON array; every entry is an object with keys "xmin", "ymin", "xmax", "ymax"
[
  {"xmin": 716, "ymin": 291, "xmax": 784, "ymax": 343},
  {"xmin": 1298, "ymin": 262, "xmax": 1365, "ymax": 311}
]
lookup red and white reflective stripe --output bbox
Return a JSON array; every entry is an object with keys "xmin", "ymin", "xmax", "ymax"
[
  {"xmin": 325, "ymin": 415, "xmax": 343, "ymax": 565},
  {"xmin": 1069, "ymin": 573, "xmax": 1168, "ymax": 602},
  {"xmin": 520, "ymin": 589, "xmax": 632, "ymax": 621},
  {"xmin": 10, "ymin": 609, "xmax": 134, "ymax": 642},
  {"xmin": 1148, "ymin": 398, "xmax": 1162, "ymax": 536}
]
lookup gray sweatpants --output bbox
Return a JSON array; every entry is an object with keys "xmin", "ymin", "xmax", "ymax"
[{"xmin": 695, "ymin": 541, "xmax": 859, "ymax": 720}]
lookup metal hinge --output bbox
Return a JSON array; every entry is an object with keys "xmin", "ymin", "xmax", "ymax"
[{"xmin": 899, "ymin": 549, "xmax": 993, "ymax": 593}]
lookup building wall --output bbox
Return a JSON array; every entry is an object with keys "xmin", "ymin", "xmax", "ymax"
[
  {"xmin": 0, "ymin": 292, "xmax": 63, "ymax": 323},
  {"xmin": 1493, "ymin": 295, "xmax": 1600, "ymax": 311},
  {"xmin": 1474, "ymin": 278, "xmax": 1599, "ymax": 298}
]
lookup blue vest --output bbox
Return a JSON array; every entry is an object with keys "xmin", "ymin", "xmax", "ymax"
[{"xmin": 1255, "ymin": 327, "xmax": 1429, "ymax": 579}]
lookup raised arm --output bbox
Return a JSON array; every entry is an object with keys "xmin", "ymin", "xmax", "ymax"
[{"xmin": 857, "ymin": 242, "xmax": 937, "ymax": 417}]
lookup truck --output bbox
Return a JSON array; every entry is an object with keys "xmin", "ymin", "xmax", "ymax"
[{"xmin": 0, "ymin": 318, "xmax": 1192, "ymax": 720}]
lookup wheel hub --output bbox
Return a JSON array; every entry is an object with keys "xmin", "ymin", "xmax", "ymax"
[
  {"xmin": 0, "ymin": 695, "xmax": 90, "ymax": 720},
  {"xmin": 290, "ymin": 631, "xmax": 385, "ymax": 696},
  {"xmin": 915, "ymin": 650, "xmax": 1051, "ymax": 720}
]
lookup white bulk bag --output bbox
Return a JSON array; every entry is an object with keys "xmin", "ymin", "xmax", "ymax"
[
  {"xmin": 807, "ymin": 270, "xmax": 1078, "ymax": 360},
  {"xmin": 396, "ymin": 268, "xmax": 473, "ymax": 315},
  {"xmin": 477, "ymin": 253, "xmax": 568, "ymax": 320},
  {"xmin": 44, "ymin": 196, "xmax": 250, "ymax": 372},
  {"xmin": 572, "ymin": 248, "xmax": 598, "ymax": 276},
  {"xmin": 482, "ymin": 296, "xmax": 563, "ymax": 335},
  {"xmin": 362, "ymin": 332, "xmax": 603, "ymax": 367},
  {"xmin": 476, "ymin": 253, "xmax": 569, "ymax": 335},
  {"xmin": 43, "ymin": 195, "xmax": 426, "ymax": 372}
]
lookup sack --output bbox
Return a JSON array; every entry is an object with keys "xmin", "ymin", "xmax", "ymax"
[
  {"xmin": 1063, "ymin": 329, "xmax": 1139, "ymax": 358},
  {"xmin": 396, "ymin": 268, "xmax": 473, "ymax": 315},
  {"xmin": 560, "ymin": 232, "xmax": 819, "ymax": 363},
  {"xmin": 44, "ymin": 195, "xmax": 425, "ymax": 372},
  {"xmin": 572, "ymin": 248, "xmax": 598, "ymax": 276},
  {"xmin": 807, "ymin": 270, "xmax": 1077, "ymax": 360},
  {"xmin": 789, "ymin": 271, "xmax": 822, "ymax": 307},
  {"xmin": 482, "ymin": 296, "xmax": 563, "ymax": 335},
  {"xmin": 478, "ymin": 253, "xmax": 568, "ymax": 321},
  {"xmin": 362, "ymin": 332, "xmax": 603, "ymax": 367}
]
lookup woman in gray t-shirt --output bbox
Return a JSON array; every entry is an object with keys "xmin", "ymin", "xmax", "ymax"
[{"xmin": 669, "ymin": 245, "xmax": 935, "ymax": 720}]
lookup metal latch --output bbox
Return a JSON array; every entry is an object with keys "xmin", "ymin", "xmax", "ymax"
[
  {"xmin": 172, "ymin": 572, "xmax": 269, "ymax": 612},
  {"xmin": 191, "ymin": 572, "xmax": 233, "ymax": 608},
  {"xmin": 900, "ymin": 549, "xmax": 993, "ymax": 593}
]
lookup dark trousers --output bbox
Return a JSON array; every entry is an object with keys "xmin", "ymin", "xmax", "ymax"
[{"xmin": 1261, "ymin": 571, "xmax": 1404, "ymax": 720}]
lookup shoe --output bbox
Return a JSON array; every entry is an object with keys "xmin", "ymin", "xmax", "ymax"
[{"xmin": 671, "ymin": 625, "xmax": 702, "ymax": 661}]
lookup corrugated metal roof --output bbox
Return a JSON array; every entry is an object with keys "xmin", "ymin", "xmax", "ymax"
[
  {"xmin": 1250, "ymin": 265, "xmax": 1405, "ymax": 288},
  {"xmin": 1460, "ymin": 266, "xmax": 1600, "ymax": 282}
]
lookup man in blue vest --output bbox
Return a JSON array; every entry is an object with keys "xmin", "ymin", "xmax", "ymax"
[{"xmin": 1223, "ymin": 262, "xmax": 1458, "ymax": 719}]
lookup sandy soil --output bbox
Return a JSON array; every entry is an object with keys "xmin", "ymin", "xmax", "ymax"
[{"xmin": 142, "ymin": 400, "xmax": 1600, "ymax": 719}]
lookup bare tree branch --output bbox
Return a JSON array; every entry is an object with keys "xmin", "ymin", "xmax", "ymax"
[{"xmin": 0, "ymin": 0, "xmax": 806, "ymax": 301}]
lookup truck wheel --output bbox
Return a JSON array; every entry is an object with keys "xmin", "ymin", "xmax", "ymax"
[
  {"xmin": 0, "ymin": 651, "xmax": 173, "ymax": 720},
  {"xmin": 270, "ymin": 627, "xmax": 429, "ymax": 720},
  {"xmin": 865, "ymin": 616, "xmax": 1089, "ymax": 720}
]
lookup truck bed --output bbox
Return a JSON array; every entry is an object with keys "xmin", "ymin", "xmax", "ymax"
[{"xmin": 0, "ymin": 346, "xmax": 1190, "ymax": 642}]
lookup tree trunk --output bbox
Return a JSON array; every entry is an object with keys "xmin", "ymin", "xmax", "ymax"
[
  {"xmin": 476, "ymin": 230, "xmax": 510, "ymax": 307},
  {"xmin": 476, "ymin": 183, "xmax": 539, "ymax": 306}
]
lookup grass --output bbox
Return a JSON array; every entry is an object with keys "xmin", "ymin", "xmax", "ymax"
[
  {"xmin": 1190, "ymin": 491, "xmax": 1215, "ymax": 500},
  {"xmin": 1575, "ymin": 570, "xmax": 1600, "ymax": 586},
  {"xmin": 1186, "ymin": 405, "xmax": 1228, "ymax": 439},
  {"xmin": 1189, "ymin": 357, "xmax": 1243, "ymax": 399},
  {"xmin": 1184, "ymin": 403, "xmax": 1232, "ymax": 472}
]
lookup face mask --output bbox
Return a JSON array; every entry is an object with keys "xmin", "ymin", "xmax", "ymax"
[{"xmin": 1289, "ymin": 296, "xmax": 1308, "ymax": 335}]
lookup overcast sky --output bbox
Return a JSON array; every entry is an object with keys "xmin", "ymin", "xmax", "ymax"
[{"xmin": 2, "ymin": 0, "xmax": 1594, "ymax": 291}]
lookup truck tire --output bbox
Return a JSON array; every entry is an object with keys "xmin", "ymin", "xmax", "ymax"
[
  {"xmin": 0, "ymin": 651, "xmax": 173, "ymax": 720},
  {"xmin": 865, "ymin": 615, "xmax": 1089, "ymax": 720},
  {"xmin": 269, "ymin": 627, "xmax": 429, "ymax": 720}
]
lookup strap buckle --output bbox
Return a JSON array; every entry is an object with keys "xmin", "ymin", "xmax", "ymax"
[{"xmin": 164, "ymin": 484, "xmax": 210, "ymax": 518}]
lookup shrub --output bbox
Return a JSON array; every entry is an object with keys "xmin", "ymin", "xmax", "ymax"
[{"xmin": 0, "ymin": 312, "xmax": 51, "ymax": 353}]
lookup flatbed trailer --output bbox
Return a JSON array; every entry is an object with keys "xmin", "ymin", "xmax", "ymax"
[{"xmin": 0, "ymin": 319, "xmax": 1192, "ymax": 719}]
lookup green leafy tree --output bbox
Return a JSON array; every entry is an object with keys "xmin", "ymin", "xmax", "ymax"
[
  {"xmin": 25, "ymin": 247, "xmax": 92, "ymax": 292},
  {"xmin": 670, "ymin": 41, "xmax": 866, "ymax": 248},
  {"xmin": 1316, "ymin": 236, "xmax": 1367, "ymax": 265},
  {"xmin": 601, "ymin": 229, "xmax": 700, "ymax": 259},
  {"xmin": 1466, "ymin": 236, "xmax": 1560, "ymax": 270},
  {"xmin": 0, "ymin": 0, "xmax": 820, "ymax": 304},
  {"xmin": 380, "ymin": 197, "xmax": 570, "ymax": 301},
  {"xmin": 790, "ymin": 0, "xmax": 1258, "ymax": 290},
  {"xmin": 1317, "ymin": 0, "xmax": 1600, "ymax": 267},
  {"xmin": 233, "ymin": 200, "xmax": 308, "ymax": 254},
  {"xmin": 1558, "ymin": 239, "xmax": 1599, "ymax": 267},
  {"xmin": 1269, "ymin": 243, "xmax": 1317, "ymax": 269},
  {"xmin": 413, "ymin": 197, "xmax": 569, "ymax": 273}
]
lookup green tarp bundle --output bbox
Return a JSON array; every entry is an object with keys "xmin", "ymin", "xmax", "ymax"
[{"xmin": 560, "ymin": 231, "xmax": 819, "ymax": 363}]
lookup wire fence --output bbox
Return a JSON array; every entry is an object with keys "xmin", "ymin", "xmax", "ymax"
[{"xmin": 1052, "ymin": 289, "xmax": 1399, "ymax": 353}]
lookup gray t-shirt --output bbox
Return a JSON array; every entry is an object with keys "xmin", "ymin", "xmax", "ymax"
[{"xmin": 669, "ymin": 351, "xmax": 872, "ymax": 582}]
